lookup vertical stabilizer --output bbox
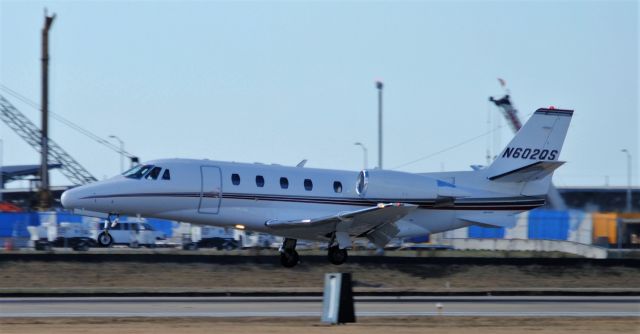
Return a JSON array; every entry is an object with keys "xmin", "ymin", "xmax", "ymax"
[{"xmin": 486, "ymin": 108, "xmax": 573, "ymax": 182}]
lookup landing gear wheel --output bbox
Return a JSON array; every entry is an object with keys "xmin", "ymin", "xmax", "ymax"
[
  {"xmin": 97, "ymin": 231, "xmax": 113, "ymax": 247},
  {"xmin": 280, "ymin": 250, "xmax": 300, "ymax": 268},
  {"xmin": 328, "ymin": 245, "xmax": 348, "ymax": 265}
]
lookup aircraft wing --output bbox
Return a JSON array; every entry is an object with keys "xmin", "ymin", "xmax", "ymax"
[{"xmin": 265, "ymin": 203, "xmax": 418, "ymax": 245}]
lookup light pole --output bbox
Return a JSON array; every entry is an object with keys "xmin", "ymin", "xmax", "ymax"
[
  {"xmin": 39, "ymin": 10, "xmax": 56, "ymax": 210},
  {"xmin": 109, "ymin": 135, "xmax": 125, "ymax": 173},
  {"xmin": 621, "ymin": 149, "xmax": 632, "ymax": 212},
  {"xmin": 354, "ymin": 142, "xmax": 368, "ymax": 170},
  {"xmin": 376, "ymin": 80, "xmax": 383, "ymax": 169}
]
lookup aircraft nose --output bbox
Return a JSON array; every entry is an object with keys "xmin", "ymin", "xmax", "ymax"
[{"xmin": 61, "ymin": 188, "xmax": 80, "ymax": 209}]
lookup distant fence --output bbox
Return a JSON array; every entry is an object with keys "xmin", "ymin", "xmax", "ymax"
[{"xmin": 1, "ymin": 209, "xmax": 639, "ymax": 249}]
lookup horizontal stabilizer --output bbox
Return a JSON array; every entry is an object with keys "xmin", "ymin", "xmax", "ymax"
[
  {"xmin": 488, "ymin": 161, "xmax": 565, "ymax": 183},
  {"xmin": 458, "ymin": 212, "xmax": 517, "ymax": 228}
]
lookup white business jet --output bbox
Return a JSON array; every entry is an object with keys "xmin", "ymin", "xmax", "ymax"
[{"xmin": 62, "ymin": 108, "xmax": 572, "ymax": 267}]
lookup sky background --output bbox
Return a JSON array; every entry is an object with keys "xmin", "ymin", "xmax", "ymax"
[{"xmin": 1, "ymin": 0, "xmax": 638, "ymax": 188}]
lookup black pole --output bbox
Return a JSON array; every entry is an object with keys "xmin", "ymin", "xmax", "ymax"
[{"xmin": 39, "ymin": 10, "xmax": 55, "ymax": 210}]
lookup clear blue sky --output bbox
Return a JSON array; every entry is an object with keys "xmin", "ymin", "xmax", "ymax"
[{"xmin": 1, "ymin": 0, "xmax": 638, "ymax": 187}]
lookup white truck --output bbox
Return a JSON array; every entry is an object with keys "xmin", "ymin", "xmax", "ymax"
[{"xmin": 96, "ymin": 221, "xmax": 166, "ymax": 248}]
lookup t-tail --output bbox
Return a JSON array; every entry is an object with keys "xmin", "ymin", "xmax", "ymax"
[{"xmin": 485, "ymin": 108, "xmax": 573, "ymax": 196}]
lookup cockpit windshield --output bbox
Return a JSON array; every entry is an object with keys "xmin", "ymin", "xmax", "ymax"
[
  {"xmin": 122, "ymin": 164, "xmax": 171, "ymax": 180},
  {"xmin": 122, "ymin": 165, "xmax": 154, "ymax": 179},
  {"xmin": 145, "ymin": 166, "xmax": 162, "ymax": 180}
]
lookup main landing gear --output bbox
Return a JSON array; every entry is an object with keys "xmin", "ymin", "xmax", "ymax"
[
  {"xmin": 327, "ymin": 231, "xmax": 348, "ymax": 265},
  {"xmin": 279, "ymin": 238, "xmax": 299, "ymax": 268},
  {"xmin": 278, "ymin": 236, "xmax": 349, "ymax": 268},
  {"xmin": 97, "ymin": 214, "xmax": 118, "ymax": 248},
  {"xmin": 328, "ymin": 245, "xmax": 348, "ymax": 265}
]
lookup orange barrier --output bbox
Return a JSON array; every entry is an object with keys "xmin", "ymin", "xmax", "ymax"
[{"xmin": 592, "ymin": 213, "xmax": 617, "ymax": 245}]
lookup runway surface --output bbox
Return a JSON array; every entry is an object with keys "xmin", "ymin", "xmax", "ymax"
[{"xmin": 1, "ymin": 296, "xmax": 638, "ymax": 318}]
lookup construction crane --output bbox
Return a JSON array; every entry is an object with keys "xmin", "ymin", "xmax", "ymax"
[
  {"xmin": 489, "ymin": 79, "xmax": 567, "ymax": 210},
  {"xmin": 0, "ymin": 94, "xmax": 97, "ymax": 185}
]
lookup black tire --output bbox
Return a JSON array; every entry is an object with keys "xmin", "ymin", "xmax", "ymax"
[
  {"xmin": 97, "ymin": 232, "xmax": 113, "ymax": 247},
  {"xmin": 328, "ymin": 246, "xmax": 348, "ymax": 265},
  {"xmin": 73, "ymin": 242, "xmax": 89, "ymax": 251},
  {"xmin": 35, "ymin": 240, "xmax": 52, "ymax": 251},
  {"xmin": 280, "ymin": 250, "xmax": 299, "ymax": 268},
  {"xmin": 183, "ymin": 242, "xmax": 198, "ymax": 251}
]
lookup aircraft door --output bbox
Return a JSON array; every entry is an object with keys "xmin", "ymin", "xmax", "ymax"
[{"xmin": 199, "ymin": 166, "xmax": 222, "ymax": 214}]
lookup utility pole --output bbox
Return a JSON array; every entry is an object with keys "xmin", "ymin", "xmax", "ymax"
[
  {"xmin": 376, "ymin": 81, "xmax": 383, "ymax": 169},
  {"xmin": 38, "ymin": 10, "xmax": 56, "ymax": 210},
  {"xmin": 622, "ymin": 149, "xmax": 632, "ymax": 212}
]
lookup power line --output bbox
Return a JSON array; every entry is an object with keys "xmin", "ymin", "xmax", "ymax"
[
  {"xmin": 391, "ymin": 123, "xmax": 508, "ymax": 170},
  {"xmin": 0, "ymin": 84, "xmax": 135, "ymax": 158}
]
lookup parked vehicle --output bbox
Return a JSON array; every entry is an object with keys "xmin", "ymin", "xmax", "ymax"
[
  {"xmin": 96, "ymin": 221, "xmax": 166, "ymax": 247},
  {"xmin": 28, "ymin": 222, "xmax": 96, "ymax": 251}
]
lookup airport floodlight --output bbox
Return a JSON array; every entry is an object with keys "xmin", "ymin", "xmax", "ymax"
[
  {"xmin": 354, "ymin": 142, "xmax": 368, "ymax": 170},
  {"xmin": 375, "ymin": 80, "xmax": 384, "ymax": 169}
]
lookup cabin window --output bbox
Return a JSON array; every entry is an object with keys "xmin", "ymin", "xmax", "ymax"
[
  {"xmin": 280, "ymin": 177, "xmax": 289, "ymax": 189},
  {"xmin": 304, "ymin": 179, "xmax": 313, "ymax": 191},
  {"xmin": 256, "ymin": 175, "xmax": 265, "ymax": 187},
  {"xmin": 162, "ymin": 169, "xmax": 171, "ymax": 180},
  {"xmin": 231, "ymin": 173, "xmax": 241, "ymax": 185},
  {"xmin": 145, "ymin": 166, "xmax": 162, "ymax": 180},
  {"xmin": 333, "ymin": 181, "xmax": 343, "ymax": 193}
]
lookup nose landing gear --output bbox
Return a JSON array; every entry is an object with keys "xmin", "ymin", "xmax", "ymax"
[
  {"xmin": 96, "ymin": 231, "xmax": 113, "ymax": 247},
  {"xmin": 97, "ymin": 214, "xmax": 119, "ymax": 248}
]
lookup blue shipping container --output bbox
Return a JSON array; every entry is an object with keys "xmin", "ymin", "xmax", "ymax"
[
  {"xmin": 405, "ymin": 235, "xmax": 430, "ymax": 243},
  {"xmin": 527, "ymin": 209, "xmax": 569, "ymax": 240},
  {"xmin": 468, "ymin": 225, "xmax": 505, "ymax": 238}
]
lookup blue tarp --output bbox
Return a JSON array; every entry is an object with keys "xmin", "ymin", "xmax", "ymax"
[
  {"xmin": 528, "ymin": 209, "xmax": 569, "ymax": 240},
  {"xmin": 0, "ymin": 213, "xmax": 40, "ymax": 238},
  {"xmin": 468, "ymin": 225, "xmax": 505, "ymax": 238}
]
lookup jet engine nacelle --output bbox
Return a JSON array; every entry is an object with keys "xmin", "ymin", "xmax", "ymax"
[{"xmin": 354, "ymin": 170, "xmax": 439, "ymax": 200}]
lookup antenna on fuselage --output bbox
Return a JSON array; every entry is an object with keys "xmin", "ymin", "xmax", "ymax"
[{"xmin": 296, "ymin": 159, "xmax": 308, "ymax": 168}]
